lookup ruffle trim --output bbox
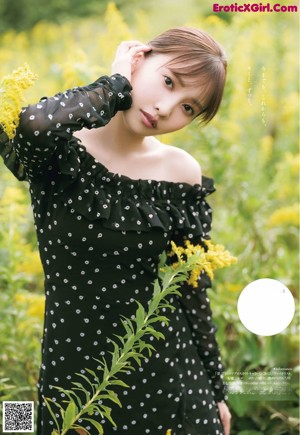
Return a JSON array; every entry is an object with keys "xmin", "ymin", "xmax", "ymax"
[
  {"xmin": 50, "ymin": 139, "xmax": 216, "ymax": 234},
  {"xmin": 0, "ymin": 134, "xmax": 215, "ymax": 234}
]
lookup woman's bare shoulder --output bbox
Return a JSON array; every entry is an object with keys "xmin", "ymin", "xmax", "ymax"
[{"xmin": 159, "ymin": 141, "xmax": 202, "ymax": 186}]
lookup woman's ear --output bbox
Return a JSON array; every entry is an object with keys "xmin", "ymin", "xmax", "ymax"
[{"xmin": 131, "ymin": 51, "xmax": 146, "ymax": 73}]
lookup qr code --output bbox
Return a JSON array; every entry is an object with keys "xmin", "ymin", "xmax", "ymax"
[{"xmin": 2, "ymin": 401, "xmax": 34, "ymax": 433}]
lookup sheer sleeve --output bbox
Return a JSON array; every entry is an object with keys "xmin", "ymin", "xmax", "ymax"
[
  {"xmin": 177, "ymin": 267, "xmax": 228, "ymax": 402},
  {"xmin": 170, "ymin": 187, "xmax": 228, "ymax": 404},
  {"xmin": 0, "ymin": 74, "xmax": 132, "ymax": 181}
]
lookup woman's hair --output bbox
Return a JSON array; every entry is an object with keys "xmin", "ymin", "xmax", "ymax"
[{"xmin": 147, "ymin": 27, "xmax": 227, "ymax": 124}]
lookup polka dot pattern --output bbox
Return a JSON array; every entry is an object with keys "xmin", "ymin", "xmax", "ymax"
[{"xmin": 1, "ymin": 74, "xmax": 227, "ymax": 434}]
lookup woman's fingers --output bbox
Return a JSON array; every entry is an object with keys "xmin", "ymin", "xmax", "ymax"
[
  {"xmin": 116, "ymin": 40, "xmax": 151, "ymax": 54},
  {"xmin": 112, "ymin": 41, "xmax": 152, "ymax": 80},
  {"xmin": 217, "ymin": 401, "xmax": 232, "ymax": 435}
]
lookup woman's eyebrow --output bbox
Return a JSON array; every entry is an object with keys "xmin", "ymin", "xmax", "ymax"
[{"xmin": 169, "ymin": 69, "xmax": 204, "ymax": 112}]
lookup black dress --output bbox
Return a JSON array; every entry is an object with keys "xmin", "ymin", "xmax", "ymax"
[{"xmin": 0, "ymin": 74, "xmax": 227, "ymax": 435}]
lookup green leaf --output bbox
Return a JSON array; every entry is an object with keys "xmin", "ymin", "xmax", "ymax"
[
  {"xmin": 101, "ymin": 390, "xmax": 122, "ymax": 407},
  {"xmin": 109, "ymin": 379, "xmax": 130, "ymax": 388},
  {"xmin": 147, "ymin": 315, "xmax": 169, "ymax": 324},
  {"xmin": 158, "ymin": 251, "xmax": 167, "ymax": 269},
  {"xmin": 89, "ymin": 404, "xmax": 105, "ymax": 418},
  {"xmin": 228, "ymin": 394, "xmax": 250, "ymax": 417},
  {"xmin": 43, "ymin": 397, "xmax": 60, "ymax": 431},
  {"xmin": 71, "ymin": 382, "xmax": 91, "ymax": 402},
  {"xmin": 148, "ymin": 329, "xmax": 165, "ymax": 340},
  {"xmin": 83, "ymin": 418, "xmax": 104, "ymax": 434},
  {"xmin": 85, "ymin": 368, "xmax": 99, "ymax": 382},
  {"xmin": 135, "ymin": 301, "xmax": 146, "ymax": 326},
  {"xmin": 152, "ymin": 279, "xmax": 163, "ymax": 298},
  {"xmin": 71, "ymin": 381, "xmax": 86, "ymax": 391},
  {"xmin": 99, "ymin": 405, "xmax": 116, "ymax": 427},
  {"xmin": 131, "ymin": 354, "xmax": 142, "ymax": 366},
  {"xmin": 80, "ymin": 404, "xmax": 96, "ymax": 417},
  {"xmin": 76, "ymin": 372, "xmax": 96, "ymax": 392},
  {"xmin": 63, "ymin": 389, "xmax": 83, "ymax": 410},
  {"xmin": 113, "ymin": 333, "xmax": 125, "ymax": 345},
  {"xmin": 120, "ymin": 317, "xmax": 135, "ymax": 335},
  {"xmin": 62, "ymin": 401, "xmax": 78, "ymax": 431}
]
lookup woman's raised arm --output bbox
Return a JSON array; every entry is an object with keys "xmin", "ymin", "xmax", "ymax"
[{"xmin": 6, "ymin": 74, "xmax": 132, "ymax": 181}]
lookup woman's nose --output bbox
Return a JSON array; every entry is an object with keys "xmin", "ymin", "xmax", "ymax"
[{"xmin": 155, "ymin": 100, "xmax": 174, "ymax": 118}]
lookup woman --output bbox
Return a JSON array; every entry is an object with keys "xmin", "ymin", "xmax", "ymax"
[{"xmin": 1, "ymin": 27, "xmax": 231, "ymax": 434}]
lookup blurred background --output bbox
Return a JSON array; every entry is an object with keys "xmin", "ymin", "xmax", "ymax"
[{"xmin": 0, "ymin": 1, "xmax": 299, "ymax": 434}]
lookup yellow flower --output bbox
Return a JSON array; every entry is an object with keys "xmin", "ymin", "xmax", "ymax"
[
  {"xmin": 204, "ymin": 14, "xmax": 227, "ymax": 28},
  {"xmin": 0, "ymin": 63, "xmax": 38, "ymax": 139},
  {"xmin": 169, "ymin": 241, "xmax": 185, "ymax": 262},
  {"xmin": 169, "ymin": 240, "xmax": 237, "ymax": 288},
  {"xmin": 16, "ymin": 250, "xmax": 43, "ymax": 276},
  {"xmin": 0, "ymin": 186, "xmax": 26, "ymax": 205},
  {"xmin": 284, "ymin": 152, "xmax": 299, "ymax": 176},
  {"xmin": 0, "ymin": 185, "xmax": 29, "ymax": 223},
  {"xmin": 268, "ymin": 204, "xmax": 299, "ymax": 227},
  {"xmin": 27, "ymin": 296, "xmax": 45, "ymax": 318},
  {"xmin": 98, "ymin": 2, "xmax": 133, "ymax": 65},
  {"xmin": 14, "ymin": 291, "xmax": 45, "ymax": 322},
  {"xmin": 225, "ymin": 283, "xmax": 243, "ymax": 293},
  {"xmin": 259, "ymin": 135, "xmax": 274, "ymax": 163}
]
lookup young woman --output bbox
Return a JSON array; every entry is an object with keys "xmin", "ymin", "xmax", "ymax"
[{"xmin": 1, "ymin": 27, "xmax": 231, "ymax": 435}]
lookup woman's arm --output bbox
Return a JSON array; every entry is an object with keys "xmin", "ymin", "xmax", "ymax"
[
  {"xmin": 1, "ymin": 41, "xmax": 150, "ymax": 181},
  {"xmin": 177, "ymin": 272, "xmax": 227, "ymax": 401},
  {"xmin": 177, "ymin": 272, "xmax": 232, "ymax": 434},
  {"xmin": 12, "ymin": 74, "xmax": 132, "ymax": 180}
]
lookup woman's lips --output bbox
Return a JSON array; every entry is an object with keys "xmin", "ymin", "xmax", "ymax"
[{"xmin": 140, "ymin": 110, "xmax": 157, "ymax": 129}]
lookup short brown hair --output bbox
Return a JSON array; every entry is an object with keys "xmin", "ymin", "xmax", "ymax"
[{"xmin": 147, "ymin": 27, "xmax": 227, "ymax": 124}]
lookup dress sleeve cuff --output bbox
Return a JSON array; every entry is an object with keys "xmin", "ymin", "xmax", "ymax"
[{"xmin": 90, "ymin": 73, "xmax": 132, "ymax": 111}]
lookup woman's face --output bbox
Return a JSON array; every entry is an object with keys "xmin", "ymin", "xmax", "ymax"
[{"xmin": 121, "ymin": 53, "xmax": 205, "ymax": 137}]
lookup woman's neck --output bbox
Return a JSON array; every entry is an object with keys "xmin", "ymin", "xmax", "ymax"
[
  {"xmin": 97, "ymin": 112, "xmax": 148, "ymax": 154},
  {"xmin": 74, "ymin": 112, "xmax": 162, "ymax": 177}
]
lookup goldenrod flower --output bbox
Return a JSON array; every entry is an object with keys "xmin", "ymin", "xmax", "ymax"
[
  {"xmin": 204, "ymin": 14, "xmax": 227, "ymax": 28},
  {"xmin": 169, "ymin": 240, "xmax": 237, "ymax": 287},
  {"xmin": 0, "ymin": 185, "xmax": 26, "ymax": 206},
  {"xmin": 14, "ymin": 291, "xmax": 45, "ymax": 322},
  {"xmin": 225, "ymin": 282, "xmax": 243, "ymax": 293},
  {"xmin": 27, "ymin": 295, "xmax": 45, "ymax": 318},
  {"xmin": 99, "ymin": 2, "xmax": 132, "ymax": 64},
  {"xmin": 0, "ymin": 185, "xmax": 28, "ymax": 223},
  {"xmin": 284, "ymin": 152, "xmax": 299, "ymax": 176},
  {"xmin": 259, "ymin": 135, "xmax": 274, "ymax": 163},
  {"xmin": 268, "ymin": 204, "xmax": 299, "ymax": 227},
  {"xmin": 0, "ymin": 63, "xmax": 37, "ymax": 139},
  {"xmin": 16, "ymin": 249, "xmax": 43, "ymax": 276}
]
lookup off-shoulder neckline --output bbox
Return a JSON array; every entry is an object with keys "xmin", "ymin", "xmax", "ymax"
[{"xmin": 76, "ymin": 141, "xmax": 213, "ymax": 191}]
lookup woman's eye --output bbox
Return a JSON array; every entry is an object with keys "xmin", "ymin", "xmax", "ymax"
[
  {"xmin": 183, "ymin": 104, "xmax": 194, "ymax": 115},
  {"xmin": 164, "ymin": 76, "xmax": 173, "ymax": 88}
]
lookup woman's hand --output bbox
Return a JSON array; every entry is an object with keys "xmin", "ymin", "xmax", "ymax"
[
  {"xmin": 111, "ymin": 41, "xmax": 152, "ymax": 81},
  {"xmin": 217, "ymin": 401, "xmax": 232, "ymax": 435}
]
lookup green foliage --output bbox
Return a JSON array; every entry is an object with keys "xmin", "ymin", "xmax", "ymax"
[
  {"xmin": 0, "ymin": 0, "xmax": 108, "ymax": 33},
  {"xmin": 0, "ymin": 0, "xmax": 209, "ymax": 34}
]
